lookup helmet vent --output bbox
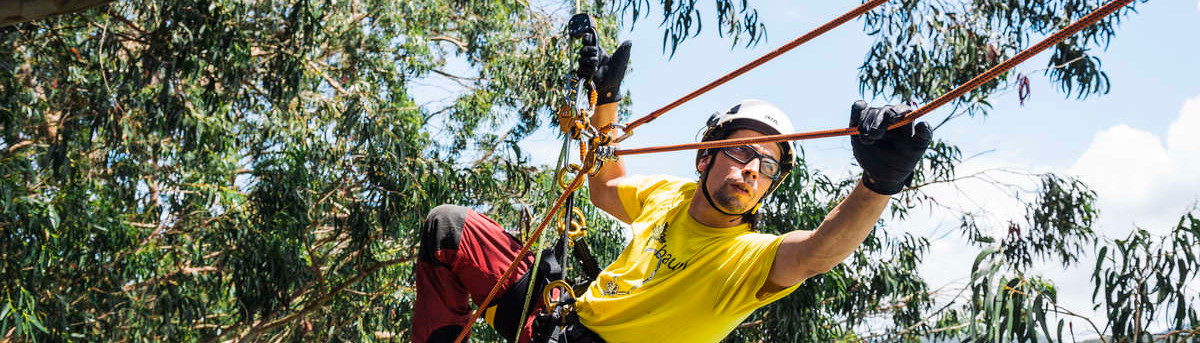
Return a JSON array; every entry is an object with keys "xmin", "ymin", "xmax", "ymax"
[{"xmin": 727, "ymin": 104, "xmax": 742, "ymax": 114}]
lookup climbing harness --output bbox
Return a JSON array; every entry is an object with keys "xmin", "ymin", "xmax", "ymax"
[{"xmin": 453, "ymin": 0, "xmax": 1138, "ymax": 341}]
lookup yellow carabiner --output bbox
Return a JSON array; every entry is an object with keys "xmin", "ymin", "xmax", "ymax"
[
  {"xmin": 566, "ymin": 221, "xmax": 587, "ymax": 243},
  {"xmin": 557, "ymin": 207, "xmax": 587, "ymax": 235},
  {"xmin": 556, "ymin": 164, "xmax": 582, "ymax": 190},
  {"xmin": 542, "ymin": 279, "xmax": 575, "ymax": 312}
]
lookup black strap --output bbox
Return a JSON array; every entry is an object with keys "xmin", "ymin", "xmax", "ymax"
[
  {"xmin": 491, "ymin": 247, "xmax": 564, "ymax": 342},
  {"xmin": 562, "ymin": 192, "xmax": 600, "ymax": 284},
  {"xmin": 493, "ymin": 192, "xmax": 606, "ymax": 342},
  {"xmin": 555, "ymin": 193, "xmax": 574, "ymax": 275},
  {"xmin": 532, "ymin": 305, "xmax": 606, "ymax": 343},
  {"xmin": 571, "ymin": 238, "xmax": 601, "ymax": 282}
]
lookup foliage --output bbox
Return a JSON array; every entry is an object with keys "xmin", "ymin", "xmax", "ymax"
[
  {"xmin": 1, "ymin": 0, "xmax": 574, "ymax": 340},
  {"xmin": 1, "ymin": 0, "xmax": 1194, "ymax": 342},
  {"xmin": 1092, "ymin": 213, "xmax": 1200, "ymax": 342},
  {"xmin": 613, "ymin": 0, "xmax": 767, "ymax": 55},
  {"xmin": 858, "ymin": 0, "xmax": 1146, "ymax": 119}
]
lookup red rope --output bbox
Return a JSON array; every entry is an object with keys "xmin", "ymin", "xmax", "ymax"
[
  {"xmin": 616, "ymin": 0, "xmax": 1136, "ymax": 157},
  {"xmin": 451, "ymin": 4, "xmax": 894, "ymax": 338},
  {"xmin": 449, "ymin": 1, "xmax": 1136, "ymax": 341},
  {"xmin": 452, "ymin": 175, "xmax": 586, "ymax": 343},
  {"xmin": 448, "ymin": 4, "xmax": 894, "ymax": 340},
  {"xmin": 621, "ymin": 0, "xmax": 892, "ymax": 133}
]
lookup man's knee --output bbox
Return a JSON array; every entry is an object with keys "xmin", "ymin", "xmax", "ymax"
[{"xmin": 419, "ymin": 205, "xmax": 469, "ymax": 264}]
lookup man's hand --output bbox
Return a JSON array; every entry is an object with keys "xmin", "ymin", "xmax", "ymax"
[
  {"xmin": 849, "ymin": 101, "xmax": 933, "ymax": 195},
  {"xmin": 766, "ymin": 101, "xmax": 925, "ymax": 291},
  {"xmin": 576, "ymin": 35, "xmax": 631, "ymax": 105},
  {"xmin": 576, "ymin": 37, "xmax": 631, "ymax": 222}
]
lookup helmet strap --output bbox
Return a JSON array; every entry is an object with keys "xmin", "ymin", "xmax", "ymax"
[{"xmin": 700, "ymin": 152, "xmax": 759, "ymax": 218}]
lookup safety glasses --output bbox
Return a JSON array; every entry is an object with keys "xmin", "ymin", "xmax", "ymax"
[{"xmin": 720, "ymin": 145, "xmax": 782, "ymax": 179}]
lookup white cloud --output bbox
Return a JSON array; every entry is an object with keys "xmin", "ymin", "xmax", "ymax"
[
  {"xmin": 1036, "ymin": 95, "xmax": 1200, "ymax": 334},
  {"xmin": 1167, "ymin": 96, "xmax": 1200, "ymax": 172},
  {"xmin": 1067, "ymin": 95, "xmax": 1200, "ymax": 235},
  {"xmin": 903, "ymin": 95, "xmax": 1200, "ymax": 338}
]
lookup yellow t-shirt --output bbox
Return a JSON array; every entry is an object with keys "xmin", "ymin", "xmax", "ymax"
[{"xmin": 576, "ymin": 175, "xmax": 801, "ymax": 343}]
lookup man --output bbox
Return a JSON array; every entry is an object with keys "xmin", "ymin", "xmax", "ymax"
[{"xmin": 412, "ymin": 38, "xmax": 931, "ymax": 343}]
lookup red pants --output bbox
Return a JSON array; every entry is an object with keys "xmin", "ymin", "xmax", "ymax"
[{"xmin": 412, "ymin": 205, "xmax": 538, "ymax": 343}]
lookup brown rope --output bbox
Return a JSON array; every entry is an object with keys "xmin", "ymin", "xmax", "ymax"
[
  {"xmin": 621, "ymin": 0, "xmax": 892, "ymax": 134},
  {"xmin": 616, "ymin": 0, "xmax": 1136, "ymax": 157}
]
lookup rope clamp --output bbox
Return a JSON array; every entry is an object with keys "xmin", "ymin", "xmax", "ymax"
[{"xmin": 594, "ymin": 145, "xmax": 617, "ymax": 164}]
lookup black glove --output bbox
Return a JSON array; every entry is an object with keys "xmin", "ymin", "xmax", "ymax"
[
  {"xmin": 576, "ymin": 34, "xmax": 631, "ymax": 105},
  {"xmin": 849, "ymin": 100, "xmax": 933, "ymax": 195}
]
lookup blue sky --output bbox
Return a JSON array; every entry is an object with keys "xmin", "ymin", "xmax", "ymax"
[{"xmin": 509, "ymin": 0, "xmax": 1200, "ymax": 336}]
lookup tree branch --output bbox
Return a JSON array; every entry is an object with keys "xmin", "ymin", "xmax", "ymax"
[
  {"xmin": 305, "ymin": 60, "xmax": 350, "ymax": 97},
  {"xmin": 429, "ymin": 35, "xmax": 467, "ymax": 50},
  {"xmin": 471, "ymin": 128, "xmax": 513, "ymax": 168},
  {"xmin": 1047, "ymin": 305, "xmax": 1109, "ymax": 343},
  {"xmin": 3, "ymin": 140, "xmax": 34, "ymax": 155},
  {"xmin": 230, "ymin": 255, "xmax": 414, "ymax": 342},
  {"xmin": 121, "ymin": 266, "xmax": 219, "ymax": 292},
  {"xmin": 106, "ymin": 9, "xmax": 147, "ymax": 35}
]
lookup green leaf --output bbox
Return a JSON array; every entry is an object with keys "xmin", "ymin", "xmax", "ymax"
[
  {"xmin": 1056, "ymin": 320, "xmax": 1066, "ymax": 343},
  {"xmin": 1093, "ymin": 245, "xmax": 1108, "ymax": 300},
  {"xmin": 46, "ymin": 203, "xmax": 60, "ymax": 230},
  {"xmin": 25, "ymin": 313, "xmax": 48, "ymax": 333}
]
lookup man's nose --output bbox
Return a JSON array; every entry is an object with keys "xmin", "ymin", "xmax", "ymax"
[{"xmin": 741, "ymin": 158, "xmax": 761, "ymax": 179}]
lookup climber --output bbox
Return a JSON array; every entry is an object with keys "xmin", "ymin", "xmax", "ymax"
[{"xmin": 410, "ymin": 36, "xmax": 932, "ymax": 343}]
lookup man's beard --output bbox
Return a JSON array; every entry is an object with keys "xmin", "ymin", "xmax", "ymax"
[{"xmin": 713, "ymin": 185, "xmax": 753, "ymax": 213}]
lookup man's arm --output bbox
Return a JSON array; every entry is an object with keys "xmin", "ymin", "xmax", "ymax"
[
  {"xmin": 587, "ymin": 103, "xmax": 632, "ymax": 223},
  {"xmin": 575, "ymin": 37, "xmax": 633, "ymax": 222},
  {"xmin": 764, "ymin": 101, "xmax": 932, "ymax": 291},
  {"xmin": 764, "ymin": 181, "xmax": 888, "ymax": 291}
]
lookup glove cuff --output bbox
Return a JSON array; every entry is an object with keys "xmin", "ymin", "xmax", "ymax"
[
  {"xmin": 862, "ymin": 171, "xmax": 913, "ymax": 196},
  {"xmin": 597, "ymin": 89, "xmax": 622, "ymax": 105}
]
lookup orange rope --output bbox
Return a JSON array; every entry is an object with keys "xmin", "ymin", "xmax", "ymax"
[
  {"xmin": 451, "ymin": 1, "xmax": 1136, "ymax": 341},
  {"xmin": 452, "ymin": 174, "xmax": 587, "ymax": 343},
  {"xmin": 620, "ymin": 0, "xmax": 892, "ymax": 134},
  {"xmin": 448, "ymin": 2, "xmax": 885, "ymax": 337},
  {"xmin": 616, "ymin": 0, "xmax": 1136, "ymax": 157}
]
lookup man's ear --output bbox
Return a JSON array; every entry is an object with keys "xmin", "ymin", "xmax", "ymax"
[{"xmin": 696, "ymin": 153, "xmax": 710, "ymax": 173}]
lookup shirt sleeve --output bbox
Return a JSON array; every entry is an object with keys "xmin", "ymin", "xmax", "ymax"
[
  {"xmin": 718, "ymin": 233, "xmax": 803, "ymax": 313},
  {"xmin": 616, "ymin": 174, "xmax": 684, "ymax": 222}
]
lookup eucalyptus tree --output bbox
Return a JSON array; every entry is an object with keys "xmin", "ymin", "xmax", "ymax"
[
  {"xmin": 1, "ymin": 0, "xmax": 1194, "ymax": 342},
  {"xmin": 2, "ymin": 0, "xmax": 579, "ymax": 340},
  {"xmin": 0, "ymin": 0, "xmax": 114, "ymax": 26}
]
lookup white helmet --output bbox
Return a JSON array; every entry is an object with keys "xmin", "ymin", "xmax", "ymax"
[{"xmin": 702, "ymin": 99, "xmax": 797, "ymax": 174}]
